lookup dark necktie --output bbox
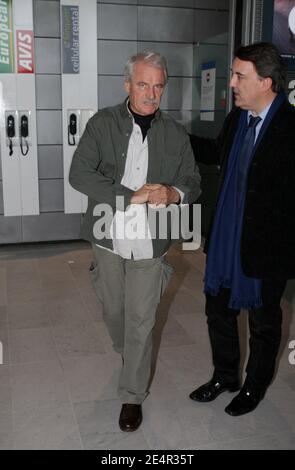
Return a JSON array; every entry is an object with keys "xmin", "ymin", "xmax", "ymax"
[{"xmin": 237, "ymin": 115, "xmax": 262, "ymax": 200}]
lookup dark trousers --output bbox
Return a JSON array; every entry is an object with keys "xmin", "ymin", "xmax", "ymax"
[{"xmin": 206, "ymin": 279, "xmax": 287, "ymax": 392}]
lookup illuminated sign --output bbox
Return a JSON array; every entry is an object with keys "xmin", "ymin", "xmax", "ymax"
[
  {"xmin": 16, "ymin": 30, "xmax": 34, "ymax": 73},
  {"xmin": 288, "ymin": 80, "xmax": 295, "ymax": 105}
]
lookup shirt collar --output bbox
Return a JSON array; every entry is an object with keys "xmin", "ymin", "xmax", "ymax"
[{"xmin": 247, "ymin": 99, "xmax": 274, "ymax": 124}]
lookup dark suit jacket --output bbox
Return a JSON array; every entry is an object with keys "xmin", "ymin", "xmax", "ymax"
[{"xmin": 190, "ymin": 98, "xmax": 295, "ymax": 280}]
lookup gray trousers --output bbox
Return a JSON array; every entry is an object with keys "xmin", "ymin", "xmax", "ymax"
[{"xmin": 91, "ymin": 244, "xmax": 173, "ymax": 404}]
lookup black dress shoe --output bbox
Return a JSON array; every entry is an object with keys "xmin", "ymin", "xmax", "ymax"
[
  {"xmin": 225, "ymin": 386, "xmax": 264, "ymax": 416},
  {"xmin": 189, "ymin": 378, "xmax": 240, "ymax": 402},
  {"xmin": 119, "ymin": 404, "xmax": 142, "ymax": 432}
]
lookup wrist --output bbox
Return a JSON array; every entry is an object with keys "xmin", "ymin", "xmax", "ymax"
[{"xmin": 170, "ymin": 187, "xmax": 180, "ymax": 204}]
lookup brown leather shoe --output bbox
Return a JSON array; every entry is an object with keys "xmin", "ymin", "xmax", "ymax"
[{"xmin": 119, "ymin": 404, "xmax": 142, "ymax": 432}]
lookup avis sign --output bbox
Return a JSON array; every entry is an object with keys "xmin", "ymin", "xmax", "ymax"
[{"xmin": 16, "ymin": 30, "xmax": 34, "ymax": 73}]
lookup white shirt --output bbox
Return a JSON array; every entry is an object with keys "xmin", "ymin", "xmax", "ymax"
[
  {"xmin": 111, "ymin": 119, "xmax": 154, "ymax": 260},
  {"xmin": 248, "ymin": 100, "xmax": 273, "ymax": 144}
]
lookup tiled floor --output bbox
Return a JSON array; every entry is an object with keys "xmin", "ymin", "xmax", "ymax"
[{"xmin": 0, "ymin": 241, "xmax": 294, "ymax": 450}]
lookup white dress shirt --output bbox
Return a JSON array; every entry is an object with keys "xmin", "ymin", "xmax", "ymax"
[
  {"xmin": 248, "ymin": 100, "xmax": 273, "ymax": 144},
  {"xmin": 111, "ymin": 119, "xmax": 154, "ymax": 260}
]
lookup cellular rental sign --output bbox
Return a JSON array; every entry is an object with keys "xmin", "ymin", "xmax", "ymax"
[{"xmin": 62, "ymin": 5, "xmax": 80, "ymax": 74}]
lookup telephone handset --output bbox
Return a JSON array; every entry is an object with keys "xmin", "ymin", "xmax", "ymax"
[
  {"xmin": 20, "ymin": 115, "xmax": 29, "ymax": 156},
  {"xmin": 20, "ymin": 115, "xmax": 29, "ymax": 138},
  {"xmin": 68, "ymin": 113, "xmax": 77, "ymax": 146},
  {"xmin": 6, "ymin": 115, "xmax": 15, "ymax": 156},
  {"xmin": 7, "ymin": 115, "xmax": 15, "ymax": 138}
]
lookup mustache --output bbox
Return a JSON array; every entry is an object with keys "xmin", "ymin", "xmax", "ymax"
[{"xmin": 143, "ymin": 99, "xmax": 158, "ymax": 105}]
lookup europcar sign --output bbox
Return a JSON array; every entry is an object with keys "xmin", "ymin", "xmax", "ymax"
[{"xmin": 0, "ymin": 0, "xmax": 14, "ymax": 73}]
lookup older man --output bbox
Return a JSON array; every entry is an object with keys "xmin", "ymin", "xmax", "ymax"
[{"xmin": 70, "ymin": 51, "xmax": 201, "ymax": 431}]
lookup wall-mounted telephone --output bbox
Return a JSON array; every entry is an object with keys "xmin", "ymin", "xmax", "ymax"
[
  {"xmin": 68, "ymin": 113, "xmax": 77, "ymax": 146},
  {"xmin": 20, "ymin": 114, "xmax": 29, "ymax": 156},
  {"xmin": 6, "ymin": 115, "xmax": 15, "ymax": 156},
  {"xmin": 20, "ymin": 115, "xmax": 29, "ymax": 138}
]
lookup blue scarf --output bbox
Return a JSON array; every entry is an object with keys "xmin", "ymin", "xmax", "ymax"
[{"xmin": 204, "ymin": 92, "xmax": 286, "ymax": 309}]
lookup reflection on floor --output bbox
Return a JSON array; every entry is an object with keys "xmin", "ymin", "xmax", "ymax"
[{"xmin": 0, "ymin": 241, "xmax": 294, "ymax": 450}]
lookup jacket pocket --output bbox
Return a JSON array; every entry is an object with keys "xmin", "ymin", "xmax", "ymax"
[{"xmin": 90, "ymin": 259, "xmax": 103, "ymax": 302}]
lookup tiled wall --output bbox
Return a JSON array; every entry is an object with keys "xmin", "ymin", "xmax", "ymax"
[{"xmin": 0, "ymin": 0, "xmax": 229, "ymax": 243}]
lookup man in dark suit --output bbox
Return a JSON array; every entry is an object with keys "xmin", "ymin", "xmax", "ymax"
[{"xmin": 189, "ymin": 42, "xmax": 295, "ymax": 416}]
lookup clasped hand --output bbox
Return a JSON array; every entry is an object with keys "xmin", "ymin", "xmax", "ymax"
[{"xmin": 130, "ymin": 184, "xmax": 180, "ymax": 206}]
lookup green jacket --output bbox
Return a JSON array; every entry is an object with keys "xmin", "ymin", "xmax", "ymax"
[{"xmin": 69, "ymin": 100, "xmax": 201, "ymax": 257}]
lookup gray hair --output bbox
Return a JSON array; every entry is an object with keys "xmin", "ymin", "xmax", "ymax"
[{"xmin": 124, "ymin": 50, "xmax": 168, "ymax": 85}]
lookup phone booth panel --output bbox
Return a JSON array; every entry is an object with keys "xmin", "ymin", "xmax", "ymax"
[
  {"xmin": 0, "ymin": 0, "xmax": 39, "ymax": 216},
  {"xmin": 61, "ymin": 0, "xmax": 98, "ymax": 214}
]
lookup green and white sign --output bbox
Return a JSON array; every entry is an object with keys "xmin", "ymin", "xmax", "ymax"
[
  {"xmin": 0, "ymin": 0, "xmax": 14, "ymax": 73},
  {"xmin": 62, "ymin": 5, "xmax": 79, "ymax": 74}
]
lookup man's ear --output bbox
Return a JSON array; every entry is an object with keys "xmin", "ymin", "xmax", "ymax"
[
  {"xmin": 262, "ymin": 76, "xmax": 273, "ymax": 93},
  {"xmin": 124, "ymin": 80, "xmax": 130, "ymax": 94}
]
